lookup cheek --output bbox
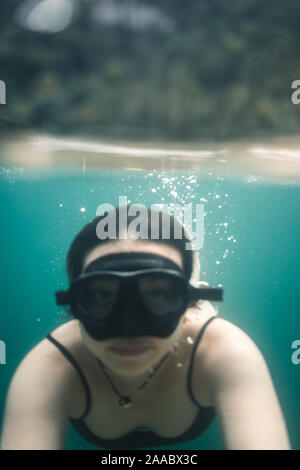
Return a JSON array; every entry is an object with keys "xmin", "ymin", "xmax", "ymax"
[
  {"xmin": 172, "ymin": 314, "xmax": 185, "ymax": 334},
  {"xmin": 79, "ymin": 322, "xmax": 93, "ymax": 345},
  {"xmin": 79, "ymin": 323, "xmax": 108, "ymax": 354},
  {"xmin": 157, "ymin": 318, "xmax": 184, "ymax": 349},
  {"xmin": 168, "ymin": 316, "xmax": 185, "ymax": 343}
]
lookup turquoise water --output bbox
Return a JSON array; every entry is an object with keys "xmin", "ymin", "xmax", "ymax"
[{"xmin": 0, "ymin": 167, "xmax": 299, "ymax": 450}]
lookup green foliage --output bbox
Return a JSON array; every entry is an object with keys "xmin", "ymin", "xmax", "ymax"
[{"xmin": 1, "ymin": 0, "xmax": 300, "ymax": 140}]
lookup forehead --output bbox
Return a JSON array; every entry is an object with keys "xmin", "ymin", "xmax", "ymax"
[{"xmin": 82, "ymin": 239, "xmax": 183, "ymax": 272}]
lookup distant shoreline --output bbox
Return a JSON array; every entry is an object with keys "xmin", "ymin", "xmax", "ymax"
[{"xmin": 1, "ymin": 132, "xmax": 300, "ymax": 181}]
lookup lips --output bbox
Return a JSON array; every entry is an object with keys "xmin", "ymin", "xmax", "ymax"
[
  {"xmin": 112, "ymin": 345, "xmax": 150, "ymax": 352},
  {"xmin": 109, "ymin": 346, "xmax": 151, "ymax": 357}
]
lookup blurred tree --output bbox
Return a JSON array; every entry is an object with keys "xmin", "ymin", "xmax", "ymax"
[{"xmin": 0, "ymin": 0, "xmax": 300, "ymax": 140}]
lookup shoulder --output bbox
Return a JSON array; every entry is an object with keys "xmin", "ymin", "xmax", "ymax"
[
  {"xmin": 188, "ymin": 313, "xmax": 267, "ymax": 406},
  {"xmin": 190, "ymin": 316, "xmax": 292, "ymax": 450},
  {"xmin": 8, "ymin": 320, "xmax": 85, "ymax": 418},
  {"xmin": 198, "ymin": 315, "xmax": 266, "ymax": 366},
  {"xmin": 19, "ymin": 319, "xmax": 82, "ymax": 371}
]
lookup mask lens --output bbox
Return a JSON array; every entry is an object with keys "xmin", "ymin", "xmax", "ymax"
[
  {"xmin": 138, "ymin": 274, "xmax": 185, "ymax": 317},
  {"xmin": 76, "ymin": 276, "xmax": 119, "ymax": 320}
]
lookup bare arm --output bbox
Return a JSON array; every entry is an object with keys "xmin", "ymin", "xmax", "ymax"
[
  {"xmin": 1, "ymin": 344, "xmax": 72, "ymax": 450},
  {"xmin": 206, "ymin": 322, "xmax": 291, "ymax": 450}
]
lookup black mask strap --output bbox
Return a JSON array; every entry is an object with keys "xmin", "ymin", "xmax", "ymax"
[{"xmin": 83, "ymin": 252, "xmax": 185, "ymax": 275}]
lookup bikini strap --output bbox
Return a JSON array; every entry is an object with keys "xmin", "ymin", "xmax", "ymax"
[
  {"xmin": 187, "ymin": 316, "xmax": 219, "ymax": 407},
  {"xmin": 46, "ymin": 333, "xmax": 92, "ymax": 420}
]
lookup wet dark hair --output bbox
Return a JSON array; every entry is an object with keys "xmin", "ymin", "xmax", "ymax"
[{"xmin": 66, "ymin": 205, "xmax": 194, "ymax": 284}]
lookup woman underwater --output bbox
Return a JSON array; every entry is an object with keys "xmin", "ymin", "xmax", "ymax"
[{"xmin": 1, "ymin": 206, "xmax": 291, "ymax": 450}]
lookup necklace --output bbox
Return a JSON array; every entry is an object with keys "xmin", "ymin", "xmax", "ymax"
[{"xmin": 97, "ymin": 350, "xmax": 172, "ymax": 408}]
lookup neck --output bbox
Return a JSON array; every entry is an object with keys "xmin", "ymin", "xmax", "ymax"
[{"xmin": 101, "ymin": 350, "xmax": 172, "ymax": 393}]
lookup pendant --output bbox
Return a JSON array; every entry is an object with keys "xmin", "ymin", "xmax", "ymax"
[{"xmin": 119, "ymin": 397, "xmax": 133, "ymax": 408}]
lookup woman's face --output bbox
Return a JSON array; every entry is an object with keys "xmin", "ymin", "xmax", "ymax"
[{"xmin": 79, "ymin": 239, "xmax": 186, "ymax": 378}]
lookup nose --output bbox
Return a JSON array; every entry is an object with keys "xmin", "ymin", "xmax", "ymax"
[{"xmin": 118, "ymin": 295, "xmax": 143, "ymax": 337}]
